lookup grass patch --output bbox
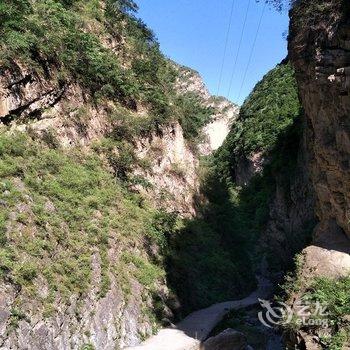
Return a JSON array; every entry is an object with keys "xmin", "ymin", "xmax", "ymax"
[
  {"xmin": 0, "ymin": 131, "xmax": 173, "ymax": 312},
  {"xmin": 306, "ymin": 276, "xmax": 350, "ymax": 350}
]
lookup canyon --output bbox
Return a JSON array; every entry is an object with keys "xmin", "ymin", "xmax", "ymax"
[{"xmin": 0, "ymin": 0, "xmax": 349, "ymax": 349}]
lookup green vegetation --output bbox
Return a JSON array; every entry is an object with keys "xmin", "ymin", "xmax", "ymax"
[
  {"xmin": 8, "ymin": 308, "xmax": 28, "ymax": 330},
  {"xmin": 211, "ymin": 309, "xmax": 268, "ymax": 350},
  {"xmin": 217, "ymin": 63, "xmax": 300, "ymax": 179},
  {"xmin": 80, "ymin": 344, "xmax": 95, "ymax": 350},
  {"xmin": 0, "ymin": 131, "xmax": 171, "ymax": 316},
  {"xmin": 306, "ymin": 277, "xmax": 350, "ymax": 350},
  {"xmin": 175, "ymin": 93, "xmax": 213, "ymax": 143},
  {"xmin": 0, "ymin": 0, "xmax": 218, "ymax": 336},
  {"xmin": 0, "ymin": 0, "xmax": 163, "ymax": 104},
  {"xmin": 290, "ymin": 0, "xmax": 339, "ymax": 30},
  {"xmin": 213, "ymin": 62, "xmax": 313, "ymax": 270},
  {"xmin": 166, "ymin": 62, "xmax": 311, "ymax": 316},
  {"xmin": 282, "ymin": 274, "xmax": 350, "ymax": 350},
  {"xmin": 0, "ymin": 0, "xmax": 213, "ymax": 145},
  {"xmin": 167, "ymin": 158, "xmax": 256, "ymax": 315},
  {"xmin": 122, "ymin": 253, "xmax": 165, "ymax": 289}
]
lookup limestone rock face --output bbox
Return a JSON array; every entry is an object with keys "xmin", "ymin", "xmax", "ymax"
[
  {"xmin": 234, "ymin": 152, "xmax": 265, "ymax": 187},
  {"xmin": 0, "ymin": 47, "xmax": 238, "ymax": 350},
  {"xmin": 200, "ymin": 97, "xmax": 239, "ymax": 155},
  {"xmin": 0, "ymin": 254, "xmax": 153, "ymax": 350},
  {"xmin": 287, "ymin": 1, "xmax": 350, "ymax": 347},
  {"xmin": 0, "ymin": 62, "xmax": 201, "ymax": 350},
  {"xmin": 201, "ymin": 329, "xmax": 249, "ymax": 350},
  {"xmin": 175, "ymin": 65, "xmax": 211, "ymax": 100},
  {"xmin": 0, "ymin": 62, "xmax": 111, "ymax": 147},
  {"xmin": 135, "ymin": 122, "xmax": 200, "ymax": 217},
  {"xmin": 175, "ymin": 64, "xmax": 239, "ymax": 155},
  {"xmin": 289, "ymin": 0, "xmax": 350, "ymax": 241}
]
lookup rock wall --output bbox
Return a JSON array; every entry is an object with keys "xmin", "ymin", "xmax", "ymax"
[
  {"xmin": 0, "ymin": 62, "xmax": 111, "ymax": 147},
  {"xmin": 0, "ymin": 271, "xmax": 152, "ymax": 350},
  {"xmin": 0, "ymin": 54, "xmax": 236, "ymax": 349},
  {"xmin": 174, "ymin": 64, "xmax": 239, "ymax": 156},
  {"xmin": 0, "ymin": 63, "xmax": 194, "ymax": 349},
  {"xmin": 0, "ymin": 61, "xmax": 203, "ymax": 216},
  {"xmin": 260, "ymin": 129, "xmax": 316, "ymax": 273},
  {"xmin": 289, "ymin": 0, "xmax": 350, "ymax": 270},
  {"xmin": 135, "ymin": 122, "xmax": 200, "ymax": 217},
  {"xmin": 200, "ymin": 97, "xmax": 239, "ymax": 156},
  {"xmin": 286, "ymin": 1, "xmax": 350, "ymax": 347}
]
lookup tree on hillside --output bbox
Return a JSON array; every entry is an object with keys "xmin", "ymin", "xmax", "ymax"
[
  {"xmin": 258, "ymin": 0, "xmax": 296, "ymax": 11},
  {"xmin": 116, "ymin": 0, "xmax": 138, "ymax": 13}
]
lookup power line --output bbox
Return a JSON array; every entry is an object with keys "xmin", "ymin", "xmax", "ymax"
[
  {"xmin": 216, "ymin": 0, "xmax": 236, "ymax": 96},
  {"xmin": 237, "ymin": 2, "xmax": 266, "ymax": 102},
  {"xmin": 227, "ymin": 0, "xmax": 251, "ymax": 99}
]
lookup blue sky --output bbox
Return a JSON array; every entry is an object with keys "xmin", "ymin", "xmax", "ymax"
[{"xmin": 137, "ymin": 0, "xmax": 289, "ymax": 105}]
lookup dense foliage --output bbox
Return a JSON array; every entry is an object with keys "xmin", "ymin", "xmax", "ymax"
[
  {"xmin": 166, "ymin": 62, "xmax": 308, "ymax": 315},
  {"xmin": 194, "ymin": 62, "xmax": 314, "ymax": 288},
  {"xmin": 217, "ymin": 63, "xmax": 300, "ymax": 180},
  {"xmin": 167, "ymin": 160, "xmax": 256, "ymax": 315},
  {"xmin": 306, "ymin": 277, "xmax": 350, "ymax": 349},
  {"xmin": 0, "ymin": 132, "xmax": 171, "ymax": 324},
  {"xmin": 175, "ymin": 93, "xmax": 213, "ymax": 142},
  {"xmin": 0, "ymin": 0, "xmax": 211, "ymax": 144},
  {"xmin": 283, "ymin": 271, "xmax": 350, "ymax": 350}
]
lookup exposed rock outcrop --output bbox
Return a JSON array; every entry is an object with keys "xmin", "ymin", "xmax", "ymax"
[
  {"xmin": 200, "ymin": 97, "xmax": 239, "ymax": 156},
  {"xmin": 289, "ymin": 0, "xmax": 350, "ymax": 244},
  {"xmin": 0, "ymin": 45, "xmax": 237, "ymax": 350},
  {"xmin": 260, "ymin": 130, "xmax": 316, "ymax": 272},
  {"xmin": 135, "ymin": 122, "xmax": 200, "ymax": 217},
  {"xmin": 201, "ymin": 329, "xmax": 249, "ymax": 350},
  {"xmin": 175, "ymin": 64, "xmax": 239, "ymax": 155},
  {"xmin": 0, "ymin": 62, "xmax": 110, "ymax": 147},
  {"xmin": 285, "ymin": 1, "xmax": 350, "ymax": 347},
  {"xmin": 0, "ymin": 278, "xmax": 151, "ymax": 350},
  {"xmin": 234, "ymin": 152, "xmax": 264, "ymax": 187}
]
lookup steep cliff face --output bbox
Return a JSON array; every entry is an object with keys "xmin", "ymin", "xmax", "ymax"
[
  {"xmin": 259, "ymin": 126, "xmax": 316, "ymax": 273},
  {"xmin": 283, "ymin": 1, "xmax": 350, "ymax": 347},
  {"xmin": 0, "ymin": 2, "xmax": 239, "ymax": 348},
  {"xmin": 0, "ymin": 62, "xmax": 201, "ymax": 220},
  {"xmin": 289, "ymin": 0, "xmax": 350, "ymax": 245},
  {"xmin": 0, "ymin": 1, "xmax": 241, "ymax": 349},
  {"xmin": 0, "ymin": 69, "xmax": 225, "ymax": 349},
  {"xmin": 0, "ymin": 62, "xmax": 110, "ymax": 146},
  {"xmin": 175, "ymin": 65, "xmax": 239, "ymax": 156}
]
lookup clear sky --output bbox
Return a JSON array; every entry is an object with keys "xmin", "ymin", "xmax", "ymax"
[{"xmin": 137, "ymin": 0, "xmax": 289, "ymax": 106}]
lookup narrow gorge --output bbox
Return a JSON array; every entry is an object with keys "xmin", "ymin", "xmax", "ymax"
[{"xmin": 0, "ymin": 0, "xmax": 349, "ymax": 349}]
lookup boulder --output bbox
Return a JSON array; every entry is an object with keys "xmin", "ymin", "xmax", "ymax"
[{"xmin": 201, "ymin": 329, "xmax": 249, "ymax": 350}]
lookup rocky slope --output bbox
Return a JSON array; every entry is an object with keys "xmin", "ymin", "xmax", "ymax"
[
  {"xmin": 175, "ymin": 65, "xmax": 239, "ymax": 155},
  {"xmin": 0, "ymin": 2, "xmax": 239, "ymax": 349},
  {"xmin": 0, "ymin": 69, "xmax": 232, "ymax": 350}
]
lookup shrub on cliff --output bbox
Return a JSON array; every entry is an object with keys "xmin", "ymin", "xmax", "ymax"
[
  {"xmin": 0, "ymin": 0, "xmax": 212, "ymax": 145},
  {"xmin": 216, "ymin": 62, "xmax": 300, "ymax": 182},
  {"xmin": 0, "ymin": 131, "xmax": 173, "ymax": 313}
]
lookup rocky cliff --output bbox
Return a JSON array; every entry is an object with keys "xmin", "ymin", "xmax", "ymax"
[
  {"xmin": 290, "ymin": 0, "xmax": 350, "ymax": 244},
  {"xmin": 0, "ymin": 67, "xmax": 234, "ymax": 350},
  {"xmin": 175, "ymin": 65, "xmax": 239, "ymax": 156},
  {"xmin": 284, "ymin": 0, "xmax": 350, "ymax": 347},
  {"xmin": 216, "ymin": 62, "xmax": 316, "ymax": 275},
  {"xmin": 0, "ymin": 1, "xmax": 238, "ymax": 349}
]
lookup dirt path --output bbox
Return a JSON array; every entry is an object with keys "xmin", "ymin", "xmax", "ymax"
[{"xmin": 124, "ymin": 276, "xmax": 273, "ymax": 350}]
